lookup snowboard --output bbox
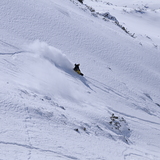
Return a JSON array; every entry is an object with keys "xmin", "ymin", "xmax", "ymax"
[{"xmin": 74, "ymin": 70, "xmax": 84, "ymax": 76}]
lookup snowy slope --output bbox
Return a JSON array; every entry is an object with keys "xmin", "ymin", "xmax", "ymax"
[
  {"xmin": 0, "ymin": 0, "xmax": 160, "ymax": 160},
  {"xmin": 84, "ymin": 0, "xmax": 160, "ymax": 49}
]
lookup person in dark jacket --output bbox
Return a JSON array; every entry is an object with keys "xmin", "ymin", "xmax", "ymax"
[{"xmin": 73, "ymin": 64, "xmax": 83, "ymax": 76}]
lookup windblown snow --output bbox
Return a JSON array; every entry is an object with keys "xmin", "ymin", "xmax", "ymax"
[{"xmin": 0, "ymin": 0, "xmax": 160, "ymax": 160}]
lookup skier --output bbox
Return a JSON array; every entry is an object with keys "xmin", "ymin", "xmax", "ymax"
[{"xmin": 73, "ymin": 64, "xmax": 84, "ymax": 76}]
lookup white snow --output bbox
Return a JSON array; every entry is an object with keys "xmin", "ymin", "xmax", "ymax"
[{"xmin": 0, "ymin": 0, "xmax": 160, "ymax": 160}]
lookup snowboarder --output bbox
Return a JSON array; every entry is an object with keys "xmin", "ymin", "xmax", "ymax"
[{"xmin": 73, "ymin": 64, "xmax": 84, "ymax": 76}]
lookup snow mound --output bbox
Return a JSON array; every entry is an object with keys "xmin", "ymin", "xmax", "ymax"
[{"xmin": 108, "ymin": 114, "xmax": 131, "ymax": 143}]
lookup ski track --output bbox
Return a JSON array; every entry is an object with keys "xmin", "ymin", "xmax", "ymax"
[
  {"xmin": 0, "ymin": 141, "xmax": 79, "ymax": 160},
  {"xmin": 87, "ymin": 75, "xmax": 160, "ymax": 120},
  {"xmin": 24, "ymin": 106, "xmax": 33, "ymax": 160},
  {"xmin": 0, "ymin": 39, "xmax": 20, "ymax": 50}
]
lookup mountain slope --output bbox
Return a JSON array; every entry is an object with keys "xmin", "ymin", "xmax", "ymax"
[
  {"xmin": 84, "ymin": 0, "xmax": 160, "ymax": 49},
  {"xmin": 0, "ymin": 0, "xmax": 160, "ymax": 160}
]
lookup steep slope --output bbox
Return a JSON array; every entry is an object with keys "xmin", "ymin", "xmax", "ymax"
[
  {"xmin": 0, "ymin": 0, "xmax": 160, "ymax": 160},
  {"xmin": 84, "ymin": 0, "xmax": 160, "ymax": 49}
]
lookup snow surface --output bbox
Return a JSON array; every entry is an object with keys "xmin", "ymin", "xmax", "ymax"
[{"xmin": 0, "ymin": 0, "xmax": 160, "ymax": 160}]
